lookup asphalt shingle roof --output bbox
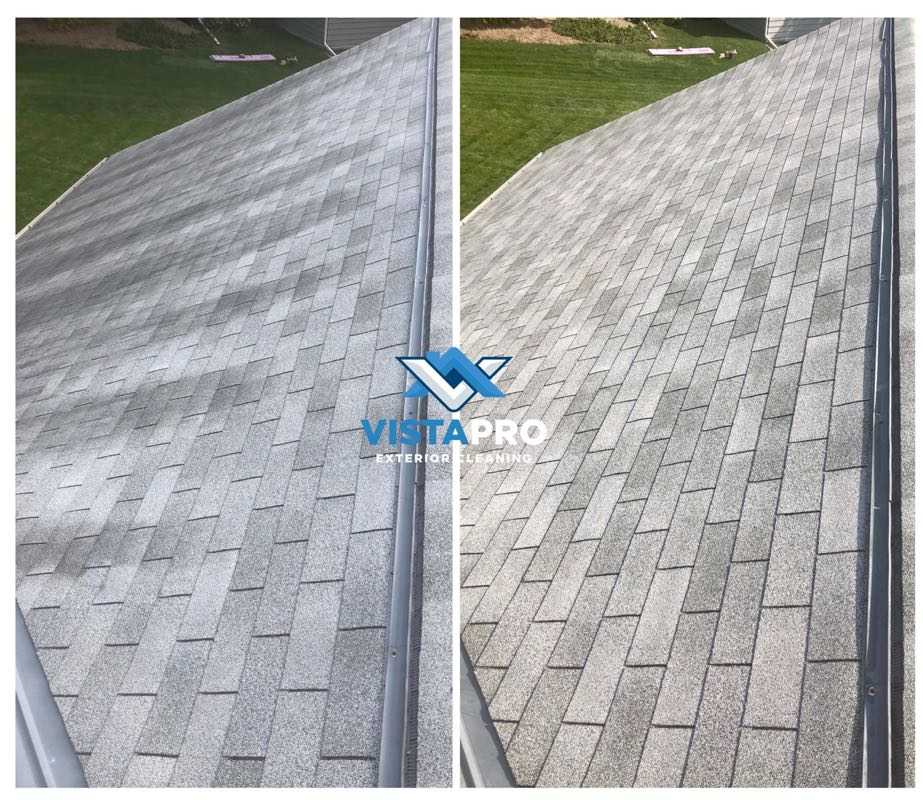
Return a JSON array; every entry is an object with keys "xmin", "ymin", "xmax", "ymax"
[
  {"xmin": 16, "ymin": 18, "xmax": 450, "ymax": 787},
  {"xmin": 460, "ymin": 17, "xmax": 909, "ymax": 787}
]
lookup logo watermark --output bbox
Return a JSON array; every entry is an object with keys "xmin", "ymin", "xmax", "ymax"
[{"xmin": 361, "ymin": 348, "xmax": 548, "ymax": 462}]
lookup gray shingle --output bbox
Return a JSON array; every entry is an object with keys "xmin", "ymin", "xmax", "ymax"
[
  {"xmin": 223, "ymin": 636, "xmax": 287, "ymax": 757},
  {"xmin": 765, "ymin": 363, "xmax": 801, "ymax": 418},
  {"xmin": 137, "ymin": 640, "xmax": 210, "ymax": 756},
  {"xmin": 121, "ymin": 596, "xmax": 188, "ymax": 694},
  {"xmin": 801, "ymin": 332, "xmax": 839, "ymax": 383},
  {"xmin": 480, "ymin": 580, "xmax": 548, "ymax": 667},
  {"xmin": 685, "ymin": 522, "xmax": 735, "ymax": 612},
  {"xmin": 733, "ymin": 728, "xmax": 796, "ymax": 787},
  {"xmin": 635, "ymin": 726, "xmax": 692, "ymax": 787},
  {"xmin": 513, "ymin": 484, "xmax": 568, "ymax": 548},
  {"xmin": 808, "ymin": 551, "xmax": 863, "ymax": 659},
  {"xmin": 659, "ymin": 490, "xmax": 711, "ymax": 568},
  {"xmin": 573, "ymin": 474, "xmax": 625, "ymax": 540},
  {"xmin": 750, "ymin": 415, "xmax": 791, "ymax": 481},
  {"xmin": 537, "ymin": 724, "xmax": 601, "ymax": 786},
  {"xmin": 505, "ymin": 668, "xmax": 580, "ymax": 786},
  {"xmin": 301, "ymin": 495, "xmax": 354, "ymax": 582},
  {"xmin": 652, "ymin": 611, "xmax": 717, "ymax": 726},
  {"xmin": 826, "ymin": 400, "xmax": 870, "ymax": 470},
  {"xmin": 200, "ymin": 588, "xmax": 260, "ymax": 692},
  {"xmin": 703, "ymin": 376, "xmax": 744, "ymax": 430},
  {"xmin": 177, "ymin": 549, "xmax": 238, "ymax": 641},
  {"xmin": 707, "ymin": 451, "xmax": 752, "ymax": 522},
  {"xmin": 123, "ymin": 756, "xmax": 176, "ymax": 787},
  {"xmin": 765, "ymin": 512, "xmax": 818, "ymax": 606},
  {"xmin": 565, "ymin": 617, "xmax": 635, "ymax": 724},
  {"xmin": 548, "ymin": 574, "xmax": 614, "ymax": 668},
  {"xmin": 64, "ymin": 644, "xmax": 136, "ymax": 753},
  {"xmin": 321, "ymin": 627, "xmax": 385, "ymax": 757},
  {"xmin": 793, "ymin": 660, "xmax": 862, "ymax": 786},
  {"xmin": 744, "ymin": 606, "xmax": 808, "ymax": 728},
  {"xmin": 171, "ymin": 693, "xmax": 236, "ymax": 786},
  {"xmin": 733, "ymin": 479, "xmax": 780, "ymax": 561},
  {"xmin": 313, "ymin": 758, "xmax": 376, "ymax": 787},
  {"xmin": 489, "ymin": 622, "xmax": 563, "ymax": 721},
  {"xmin": 275, "ymin": 467, "xmax": 321, "ymax": 543},
  {"xmin": 351, "ymin": 457, "xmax": 397, "ymax": 532},
  {"xmin": 683, "ymin": 427, "xmax": 731, "ymax": 492},
  {"xmin": 778, "ymin": 440, "xmax": 825, "ymax": 513},
  {"xmin": 209, "ymin": 477, "xmax": 260, "ymax": 550},
  {"xmin": 84, "ymin": 695, "xmax": 154, "ymax": 786},
  {"xmin": 282, "ymin": 581, "xmax": 342, "ymax": 689},
  {"xmin": 789, "ymin": 380, "xmax": 833, "ymax": 441},
  {"xmin": 472, "ymin": 548, "xmax": 534, "ymax": 623},
  {"xmin": 711, "ymin": 561, "xmax": 765, "ymax": 663},
  {"xmin": 584, "ymin": 667, "xmax": 662, "ymax": 786},
  {"xmin": 214, "ymin": 758, "xmax": 264, "ymax": 787},
  {"xmin": 819, "ymin": 466, "xmax": 869, "ymax": 552},
  {"xmin": 587, "ymin": 500, "xmax": 644, "ymax": 576},
  {"xmin": 683, "ymin": 666, "xmax": 749, "ymax": 787},
  {"xmin": 726, "ymin": 394, "xmax": 766, "ymax": 453},
  {"xmin": 262, "ymin": 691, "xmax": 326, "ymax": 787},
  {"xmin": 338, "ymin": 529, "xmax": 392, "ymax": 628},
  {"xmin": 628, "ymin": 568, "xmax": 691, "ymax": 665},
  {"xmin": 637, "ymin": 463, "xmax": 687, "ymax": 532}
]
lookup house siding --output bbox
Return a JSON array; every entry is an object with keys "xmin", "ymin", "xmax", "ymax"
[
  {"xmin": 276, "ymin": 18, "xmax": 326, "ymax": 48},
  {"xmin": 326, "ymin": 19, "xmax": 414, "ymax": 51},
  {"xmin": 723, "ymin": 18, "xmax": 767, "ymax": 40},
  {"xmin": 766, "ymin": 18, "xmax": 838, "ymax": 44}
]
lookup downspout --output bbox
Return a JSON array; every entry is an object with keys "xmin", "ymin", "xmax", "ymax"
[
  {"xmin": 322, "ymin": 19, "xmax": 337, "ymax": 57},
  {"xmin": 764, "ymin": 18, "xmax": 778, "ymax": 49}
]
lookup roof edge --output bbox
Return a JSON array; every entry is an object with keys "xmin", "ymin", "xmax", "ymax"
[{"xmin": 15, "ymin": 604, "xmax": 87, "ymax": 787}]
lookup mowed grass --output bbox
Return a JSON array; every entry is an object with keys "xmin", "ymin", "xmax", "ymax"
[
  {"xmin": 17, "ymin": 23, "xmax": 327, "ymax": 230},
  {"xmin": 461, "ymin": 18, "xmax": 768, "ymax": 216}
]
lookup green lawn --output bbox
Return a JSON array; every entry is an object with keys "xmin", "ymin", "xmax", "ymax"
[
  {"xmin": 461, "ymin": 18, "xmax": 768, "ymax": 216},
  {"xmin": 17, "ymin": 22, "xmax": 327, "ymax": 231}
]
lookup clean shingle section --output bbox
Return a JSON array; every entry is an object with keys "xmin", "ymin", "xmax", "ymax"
[
  {"xmin": 684, "ymin": 666, "xmax": 749, "ymax": 787},
  {"xmin": 460, "ymin": 17, "xmax": 889, "ymax": 787},
  {"xmin": 734, "ymin": 728, "xmax": 796, "ymax": 787},
  {"xmin": 15, "ymin": 19, "xmax": 449, "ymax": 788},
  {"xmin": 745, "ymin": 607, "xmax": 809, "ymax": 728},
  {"xmin": 793, "ymin": 660, "xmax": 862, "ymax": 786}
]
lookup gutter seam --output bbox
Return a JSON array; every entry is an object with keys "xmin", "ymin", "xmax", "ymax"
[
  {"xmin": 377, "ymin": 18, "xmax": 439, "ymax": 788},
  {"xmin": 863, "ymin": 16, "xmax": 898, "ymax": 788}
]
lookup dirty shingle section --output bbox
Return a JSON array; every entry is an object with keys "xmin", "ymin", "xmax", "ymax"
[
  {"xmin": 16, "ymin": 19, "xmax": 447, "ymax": 788},
  {"xmin": 460, "ymin": 18, "xmax": 895, "ymax": 787}
]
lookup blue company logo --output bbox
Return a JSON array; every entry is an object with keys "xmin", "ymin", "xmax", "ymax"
[
  {"xmin": 361, "ymin": 348, "xmax": 520, "ymax": 449},
  {"xmin": 397, "ymin": 347, "xmax": 510, "ymax": 412}
]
